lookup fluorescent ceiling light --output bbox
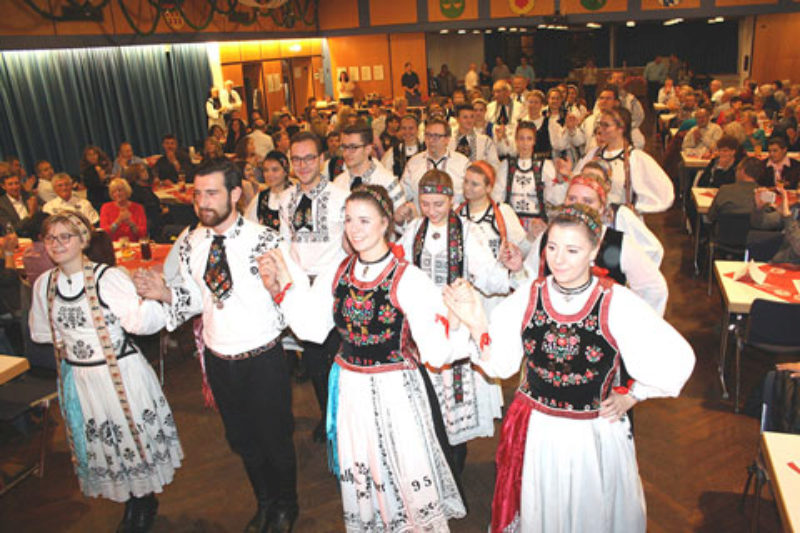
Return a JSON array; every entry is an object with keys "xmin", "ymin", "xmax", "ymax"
[
  {"xmin": 626, "ymin": 21, "xmax": 635, "ymax": 27},
  {"xmin": 457, "ymin": 29, "xmax": 466, "ymax": 34},
  {"xmin": 288, "ymin": 43, "xmax": 301, "ymax": 52},
  {"xmin": 498, "ymin": 26, "xmax": 507, "ymax": 32},
  {"xmin": 663, "ymin": 18, "xmax": 683, "ymax": 26},
  {"xmin": 440, "ymin": 29, "xmax": 449, "ymax": 34},
  {"xmin": 586, "ymin": 22, "xmax": 602, "ymax": 29},
  {"xmin": 510, "ymin": 27, "xmax": 518, "ymax": 32}
]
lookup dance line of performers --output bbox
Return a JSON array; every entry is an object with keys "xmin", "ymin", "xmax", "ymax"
[{"xmin": 29, "ymin": 120, "xmax": 694, "ymax": 533}]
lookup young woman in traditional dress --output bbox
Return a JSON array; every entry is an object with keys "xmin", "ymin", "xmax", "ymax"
[
  {"xmin": 574, "ymin": 107, "xmax": 674, "ymax": 213},
  {"xmin": 492, "ymin": 122, "xmax": 570, "ymax": 232},
  {"xmin": 29, "ymin": 212, "xmax": 182, "ymax": 532},
  {"xmin": 443, "ymin": 204, "xmax": 695, "ymax": 533},
  {"xmin": 258, "ymin": 185, "xmax": 466, "ymax": 532},
  {"xmin": 525, "ymin": 166, "xmax": 668, "ymax": 315},
  {"xmin": 398, "ymin": 170, "xmax": 512, "ymax": 477},
  {"xmin": 245, "ymin": 150, "xmax": 291, "ymax": 231}
]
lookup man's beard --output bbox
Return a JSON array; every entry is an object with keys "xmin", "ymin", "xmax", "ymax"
[{"xmin": 196, "ymin": 201, "xmax": 232, "ymax": 228}]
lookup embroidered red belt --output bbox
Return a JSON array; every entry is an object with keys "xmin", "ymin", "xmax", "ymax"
[
  {"xmin": 517, "ymin": 389, "xmax": 601, "ymax": 420},
  {"xmin": 206, "ymin": 337, "xmax": 280, "ymax": 361},
  {"xmin": 334, "ymin": 354, "xmax": 416, "ymax": 374}
]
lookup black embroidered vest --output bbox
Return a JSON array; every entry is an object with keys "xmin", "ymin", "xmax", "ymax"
[
  {"xmin": 505, "ymin": 156, "xmax": 547, "ymax": 221},
  {"xmin": 519, "ymin": 278, "xmax": 620, "ymax": 417},
  {"xmin": 539, "ymin": 226, "xmax": 626, "ymax": 285},
  {"xmin": 256, "ymin": 189, "xmax": 281, "ymax": 231},
  {"xmin": 332, "ymin": 255, "xmax": 415, "ymax": 367}
]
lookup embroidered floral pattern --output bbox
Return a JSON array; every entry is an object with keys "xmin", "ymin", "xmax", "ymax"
[
  {"xmin": 72, "ymin": 339, "xmax": 94, "ymax": 360},
  {"xmin": 584, "ymin": 344, "xmax": 604, "ymax": 363},
  {"xmin": 541, "ymin": 324, "xmax": 580, "ymax": 363},
  {"xmin": 57, "ymin": 306, "xmax": 87, "ymax": 329},
  {"xmin": 377, "ymin": 304, "xmax": 397, "ymax": 325}
]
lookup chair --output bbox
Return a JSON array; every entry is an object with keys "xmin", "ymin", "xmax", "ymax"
[
  {"xmin": 740, "ymin": 369, "xmax": 800, "ymax": 530},
  {"xmin": 732, "ymin": 299, "xmax": 800, "ymax": 413},
  {"xmin": 707, "ymin": 213, "xmax": 751, "ymax": 294},
  {"xmin": 745, "ymin": 230, "xmax": 783, "ymax": 263}
]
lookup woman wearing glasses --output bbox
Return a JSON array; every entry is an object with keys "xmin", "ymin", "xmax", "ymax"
[{"xmin": 29, "ymin": 212, "xmax": 182, "ymax": 533}]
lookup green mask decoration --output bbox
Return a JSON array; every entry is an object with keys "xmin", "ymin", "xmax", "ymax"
[{"xmin": 440, "ymin": 0, "xmax": 465, "ymax": 18}]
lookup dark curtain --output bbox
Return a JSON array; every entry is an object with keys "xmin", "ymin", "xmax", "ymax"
[
  {"xmin": 616, "ymin": 20, "xmax": 738, "ymax": 75},
  {"xmin": 0, "ymin": 44, "xmax": 211, "ymax": 175}
]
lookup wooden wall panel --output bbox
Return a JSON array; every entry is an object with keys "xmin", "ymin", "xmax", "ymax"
[
  {"xmin": 641, "ymin": 0, "xmax": 701, "ymax": 9},
  {"xmin": 370, "ymin": 0, "xmax": 418, "ymax": 25},
  {"xmin": 390, "ymin": 33, "xmax": 428, "ymax": 101},
  {"xmin": 328, "ymin": 34, "xmax": 392, "ymax": 100},
  {"xmin": 716, "ymin": 0, "xmax": 776, "ymax": 5},
  {"xmin": 219, "ymin": 43, "xmax": 242, "ymax": 63},
  {"xmin": 318, "ymin": 0, "xmax": 360, "ymax": 30},
  {"xmin": 751, "ymin": 13, "xmax": 800, "ymax": 82}
]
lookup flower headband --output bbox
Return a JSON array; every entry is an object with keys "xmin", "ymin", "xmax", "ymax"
[
  {"xmin": 352, "ymin": 185, "xmax": 393, "ymax": 218},
  {"xmin": 569, "ymin": 175, "xmax": 609, "ymax": 206},
  {"xmin": 554, "ymin": 204, "xmax": 603, "ymax": 239},
  {"xmin": 419, "ymin": 183, "xmax": 454, "ymax": 196}
]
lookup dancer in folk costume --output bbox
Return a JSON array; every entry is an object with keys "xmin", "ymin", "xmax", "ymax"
[
  {"xmin": 29, "ymin": 212, "xmax": 182, "ymax": 532},
  {"xmin": 258, "ymin": 185, "xmax": 467, "ymax": 532},
  {"xmin": 525, "ymin": 167, "xmax": 668, "ymax": 316},
  {"xmin": 456, "ymin": 160, "xmax": 530, "ymax": 313},
  {"xmin": 443, "ymin": 204, "xmax": 694, "ymax": 533},
  {"xmin": 245, "ymin": 150, "xmax": 292, "ymax": 231},
  {"xmin": 573, "ymin": 107, "xmax": 674, "ymax": 214},
  {"xmin": 492, "ymin": 121, "xmax": 572, "ymax": 233},
  {"xmin": 398, "ymin": 169, "xmax": 514, "ymax": 476}
]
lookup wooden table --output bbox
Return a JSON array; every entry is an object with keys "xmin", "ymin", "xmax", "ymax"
[
  {"xmin": 154, "ymin": 183, "xmax": 194, "ymax": 204},
  {"xmin": 0, "ymin": 355, "xmax": 29, "ymax": 386},
  {"xmin": 112, "ymin": 242, "xmax": 171, "ymax": 272},
  {"xmin": 761, "ymin": 431, "xmax": 800, "ymax": 532},
  {"xmin": 714, "ymin": 260, "xmax": 793, "ymax": 411}
]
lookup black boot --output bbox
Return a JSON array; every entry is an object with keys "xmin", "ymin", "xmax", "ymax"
[
  {"xmin": 310, "ymin": 373, "xmax": 328, "ymax": 444},
  {"xmin": 116, "ymin": 497, "xmax": 136, "ymax": 533},
  {"xmin": 128, "ymin": 493, "xmax": 158, "ymax": 533},
  {"xmin": 244, "ymin": 462, "xmax": 273, "ymax": 533}
]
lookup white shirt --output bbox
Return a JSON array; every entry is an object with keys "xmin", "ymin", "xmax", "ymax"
[
  {"xmin": 278, "ymin": 179, "xmax": 348, "ymax": 277},
  {"xmin": 682, "ymin": 123, "xmax": 723, "ymax": 157},
  {"xmin": 43, "ymin": 195, "xmax": 99, "ymax": 225},
  {"xmin": 7, "ymin": 194, "xmax": 28, "ymax": 220},
  {"xmin": 476, "ymin": 277, "xmax": 694, "ymax": 402},
  {"xmin": 380, "ymin": 142, "xmax": 423, "ymax": 179},
  {"xmin": 574, "ymin": 147, "xmax": 674, "ymax": 213},
  {"xmin": 163, "ymin": 216, "xmax": 305, "ymax": 356},
  {"xmin": 612, "ymin": 205, "xmax": 664, "ymax": 267},
  {"xmin": 37, "ymin": 179, "xmax": 56, "ymax": 203},
  {"xmin": 401, "ymin": 149, "xmax": 469, "ymax": 207},
  {"xmin": 249, "ymin": 130, "xmax": 275, "ymax": 160},
  {"xmin": 448, "ymin": 130, "xmax": 501, "ymax": 174},
  {"xmin": 494, "ymin": 157, "xmax": 566, "ymax": 209},
  {"xmin": 464, "ymin": 69, "xmax": 479, "ymax": 92},
  {"xmin": 220, "ymin": 88, "xmax": 242, "ymax": 112},
  {"xmin": 333, "ymin": 159, "xmax": 406, "ymax": 208},
  {"xmin": 398, "ymin": 216, "xmax": 509, "ymax": 297}
]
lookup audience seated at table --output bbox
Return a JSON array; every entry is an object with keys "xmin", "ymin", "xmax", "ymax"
[
  {"xmin": 249, "ymin": 119, "xmax": 275, "ymax": 160},
  {"xmin": 0, "ymin": 174, "xmax": 38, "ymax": 237},
  {"xmin": 658, "ymin": 78, "xmax": 677, "ymax": 105},
  {"xmin": 42, "ymin": 173, "xmax": 99, "ymax": 225},
  {"xmin": 751, "ymin": 186, "xmax": 800, "ymax": 264},
  {"xmin": 682, "ymin": 106, "xmax": 723, "ymax": 158},
  {"xmin": 123, "ymin": 163, "xmax": 167, "ymax": 241},
  {"xmin": 80, "ymin": 144, "xmax": 113, "ymax": 211},
  {"xmin": 99, "ymin": 177, "xmax": 147, "ymax": 242},
  {"xmin": 759, "ymin": 135, "xmax": 800, "ymax": 188},
  {"xmin": 153, "ymin": 133, "xmax": 195, "ymax": 184},
  {"xmin": 695, "ymin": 135, "xmax": 741, "ymax": 188},
  {"xmin": 741, "ymin": 111, "xmax": 768, "ymax": 153},
  {"xmin": 201, "ymin": 136, "xmax": 224, "ymax": 163},
  {"xmin": 234, "ymin": 136, "xmax": 263, "ymax": 183},
  {"xmin": 110, "ymin": 141, "xmax": 147, "ymax": 177},
  {"xmin": 707, "ymin": 156, "xmax": 762, "ymax": 223}
]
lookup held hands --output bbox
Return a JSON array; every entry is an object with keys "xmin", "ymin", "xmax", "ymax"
[
  {"xmin": 256, "ymin": 249, "xmax": 292, "ymax": 298},
  {"xmin": 499, "ymin": 240, "xmax": 524, "ymax": 273},
  {"xmin": 526, "ymin": 218, "xmax": 548, "ymax": 242},
  {"xmin": 776, "ymin": 362, "xmax": 800, "ymax": 378},
  {"xmin": 133, "ymin": 269, "xmax": 171, "ymax": 303},
  {"xmin": 599, "ymin": 390, "xmax": 638, "ymax": 422},
  {"xmin": 442, "ymin": 279, "xmax": 487, "ymax": 336}
]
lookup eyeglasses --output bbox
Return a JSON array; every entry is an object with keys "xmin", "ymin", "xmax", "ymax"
[
  {"xmin": 290, "ymin": 154, "xmax": 319, "ymax": 166},
  {"xmin": 44, "ymin": 233, "xmax": 78, "ymax": 245},
  {"xmin": 341, "ymin": 144, "xmax": 366, "ymax": 152},
  {"xmin": 425, "ymin": 133, "xmax": 448, "ymax": 140}
]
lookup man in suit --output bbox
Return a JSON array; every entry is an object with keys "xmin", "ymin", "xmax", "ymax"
[
  {"xmin": 761, "ymin": 135, "xmax": 800, "ymax": 189},
  {"xmin": 0, "ymin": 174, "xmax": 37, "ymax": 236}
]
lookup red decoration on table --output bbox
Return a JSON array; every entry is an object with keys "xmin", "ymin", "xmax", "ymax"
[
  {"xmin": 724, "ymin": 263, "xmax": 800, "ymax": 303},
  {"xmin": 789, "ymin": 461, "xmax": 800, "ymax": 475}
]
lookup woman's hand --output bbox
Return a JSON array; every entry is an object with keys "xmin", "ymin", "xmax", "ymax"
[
  {"xmin": 133, "ymin": 269, "xmax": 171, "ymax": 303},
  {"xmin": 442, "ymin": 279, "xmax": 487, "ymax": 336},
  {"xmin": 499, "ymin": 240, "xmax": 523, "ymax": 272},
  {"xmin": 526, "ymin": 218, "xmax": 548, "ymax": 242},
  {"xmin": 257, "ymin": 249, "xmax": 293, "ymax": 297},
  {"xmin": 599, "ymin": 390, "xmax": 638, "ymax": 422}
]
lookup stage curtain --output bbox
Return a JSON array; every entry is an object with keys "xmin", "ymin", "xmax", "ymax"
[{"xmin": 0, "ymin": 44, "xmax": 211, "ymax": 175}]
